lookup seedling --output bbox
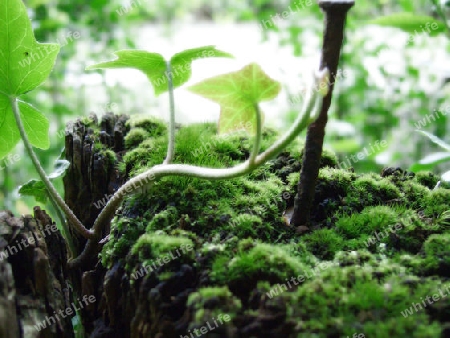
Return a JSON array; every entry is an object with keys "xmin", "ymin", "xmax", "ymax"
[{"xmin": 1, "ymin": 0, "xmax": 329, "ymax": 267}]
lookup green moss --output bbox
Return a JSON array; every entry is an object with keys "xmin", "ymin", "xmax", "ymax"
[
  {"xmin": 124, "ymin": 127, "xmax": 149, "ymax": 149},
  {"xmin": 130, "ymin": 233, "xmax": 194, "ymax": 262},
  {"xmin": 186, "ymin": 287, "xmax": 241, "ymax": 330},
  {"xmin": 145, "ymin": 206, "xmax": 179, "ymax": 232},
  {"xmin": 126, "ymin": 115, "xmax": 167, "ymax": 137},
  {"xmin": 211, "ymin": 241, "xmax": 308, "ymax": 289},
  {"xmin": 423, "ymin": 189, "xmax": 450, "ymax": 218},
  {"xmin": 302, "ymin": 229, "xmax": 345, "ymax": 260},
  {"xmin": 420, "ymin": 234, "xmax": 450, "ymax": 277},
  {"xmin": 347, "ymin": 176, "xmax": 402, "ymax": 211},
  {"xmin": 414, "ymin": 171, "xmax": 440, "ymax": 189}
]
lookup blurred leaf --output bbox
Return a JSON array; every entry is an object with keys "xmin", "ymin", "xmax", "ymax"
[
  {"xmin": 409, "ymin": 152, "xmax": 450, "ymax": 172},
  {"xmin": 188, "ymin": 63, "xmax": 281, "ymax": 134},
  {"xmin": 18, "ymin": 180, "xmax": 48, "ymax": 204},
  {"xmin": 330, "ymin": 139, "xmax": 360, "ymax": 153},
  {"xmin": 442, "ymin": 169, "xmax": 450, "ymax": 182},
  {"xmin": 18, "ymin": 158, "xmax": 70, "ymax": 204},
  {"xmin": 417, "ymin": 130, "xmax": 450, "ymax": 151},
  {"xmin": 369, "ymin": 13, "xmax": 446, "ymax": 36}
]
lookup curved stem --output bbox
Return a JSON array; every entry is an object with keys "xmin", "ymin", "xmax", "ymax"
[
  {"xmin": 249, "ymin": 104, "xmax": 263, "ymax": 165},
  {"xmin": 9, "ymin": 96, "xmax": 94, "ymax": 240},
  {"xmin": 164, "ymin": 61, "xmax": 176, "ymax": 164},
  {"xmin": 69, "ymin": 74, "xmax": 323, "ymax": 268}
]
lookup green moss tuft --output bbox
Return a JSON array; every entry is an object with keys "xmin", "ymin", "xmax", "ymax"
[
  {"xmin": 124, "ymin": 127, "xmax": 149, "ymax": 149},
  {"xmin": 302, "ymin": 229, "xmax": 345, "ymax": 260}
]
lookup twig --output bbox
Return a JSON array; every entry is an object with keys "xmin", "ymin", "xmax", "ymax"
[{"xmin": 290, "ymin": 0, "xmax": 354, "ymax": 228}]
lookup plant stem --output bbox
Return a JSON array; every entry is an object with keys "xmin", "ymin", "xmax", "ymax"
[
  {"xmin": 164, "ymin": 61, "xmax": 176, "ymax": 164},
  {"xmin": 249, "ymin": 104, "xmax": 263, "ymax": 165},
  {"xmin": 9, "ymin": 96, "xmax": 94, "ymax": 240},
  {"xmin": 68, "ymin": 71, "xmax": 325, "ymax": 268},
  {"xmin": 47, "ymin": 193, "xmax": 76, "ymax": 258},
  {"xmin": 290, "ymin": 0, "xmax": 354, "ymax": 228}
]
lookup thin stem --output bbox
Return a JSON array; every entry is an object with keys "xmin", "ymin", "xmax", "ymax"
[
  {"xmin": 69, "ymin": 74, "xmax": 323, "ymax": 268},
  {"xmin": 47, "ymin": 194, "xmax": 76, "ymax": 258},
  {"xmin": 9, "ymin": 96, "xmax": 94, "ymax": 240},
  {"xmin": 164, "ymin": 61, "xmax": 176, "ymax": 164},
  {"xmin": 249, "ymin": 104, "xmax": 263, "ymax": 165}
]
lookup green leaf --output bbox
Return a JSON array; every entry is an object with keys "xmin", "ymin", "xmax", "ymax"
[
  {"xmin": 0, "ymin": 0, "xmax": 60, "ymax": 95},
  {"xmin": 417, "ymin": 130, "xmax": 450, "ymax": 152},
  {"xmin": 86, "ymin": 46, "xmax": 233, "ymax": 96},
  {"xmin": 169, "ymin": 46, "xmax": 233, "ymax": 89},
  {"xmin": 369, "ymin": 13, "xmax": 446, "ymax": 36},
  {"xmin": 86, "ymin": 51, "xmax": 167, "ymax": 95},
  {"xmin": 18, "ymin": 180, "xmax": 48, "ymax": 204},
  {"xmin": 187, "ymin": 63, "xmax": 281, "ymax": 134},
  {"xmin": 0, "ymin": 97, "xmax": 50, "ymax": 158},
  {"xmin": 0, "ymin": 0, "xmax": 56, "ymax": 158},
  {"xmin": 18, "ymin": 159, "xmax": 70, "ymax": 204},
  {"xmin": 409, "ymin": 152, "xmax": 450, "ymax": 172}
]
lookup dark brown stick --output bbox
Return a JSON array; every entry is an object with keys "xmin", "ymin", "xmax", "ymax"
[{"xmin": 290, "ymin": 0, "xmax": 354, "ymax": 228}]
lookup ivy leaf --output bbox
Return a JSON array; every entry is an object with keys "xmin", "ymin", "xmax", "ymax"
[
  {"xmin": 86, "ymin": 46, "xmax": 232, "ymax": 96},
  {"xmin": 18, "ymin": 159, "xmax": 70, "ymax": 204},
  {"xmin": 369, "ymin": 13, "xmax": 446, "ymax": 36},
  {"xmin": 0, "ymin": 0, "xmax": 58, "ymax": 158},
  {"xmin": 86, "ymin": 51, "xmax": 167, "ymax": 95},
  {"xmin": 18, "ymin": 180, "xmax": 48, "ymax": 204},
  {"xmin": 187, "ymin": 63, "xmax": 281, "ymax": 134},
  {"xmin": 170, "ymin": 46, "xmax": 233, "ymax": 89}
]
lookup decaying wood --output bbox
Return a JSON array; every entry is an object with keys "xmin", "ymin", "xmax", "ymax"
[{"xmin": 0, "ymin": 208, "xmax": 73, "ymax": 338}]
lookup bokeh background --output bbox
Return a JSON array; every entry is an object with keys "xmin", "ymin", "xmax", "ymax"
[{"xmin": 1, "ymin": 0, "xmax": 449, "ymax": 216}]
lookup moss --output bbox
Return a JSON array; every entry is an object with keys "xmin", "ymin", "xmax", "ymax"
[
  {"xmin": 419, "ymin": 234, "xmax": 450, "ymax": 277},
  {"xmin": 186, "ymin": 287, "xmax": 241, "ymax": 331},
  {"xmin": 124, "ymin": 127, "xmax": 149, "ymax": 149},
  {"xmin": 126, "ymin": 115, "xmax": 167, "ymax": 137},
  {"xmin": 130, "ymin": 233, "xmax": 194, "ymax": 262},
  {"xmin": 145, "ymin": 206, "xmax": 179, "ymax": 232},
  {"xmin": 346, "ymin": 176, "xmax": 403, "ymax": 211},
  {"xmin": 414, "ymin": 171, "xmax": 441, "ymax": 189},
  {"xmin": 302, "ymin": 228, "xmax": 345, "ymax": 260},
  {"xmin": 211, "ymin": 241, "xmax": 308, "ymax": 295},
  {"xmin": 98, "ymin": 120, "xmax": 450, "ymax": 337},
  {"xmin": 423, "ymin": 189, "xmax": 450, "ymax": 218}
]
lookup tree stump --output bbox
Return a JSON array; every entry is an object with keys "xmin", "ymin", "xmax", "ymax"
[{"xmin": 0, "ymin": 208, "xmax": 73, "ymax": 338}]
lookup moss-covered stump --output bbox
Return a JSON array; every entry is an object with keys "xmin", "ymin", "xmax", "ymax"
[
  {"xmin": 0, "ymin": 208, "xmax": 73, "ymax": 338},
  {"xmin": 67, "ymin": 115, "xmax": 450, "ymax": 338}
]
